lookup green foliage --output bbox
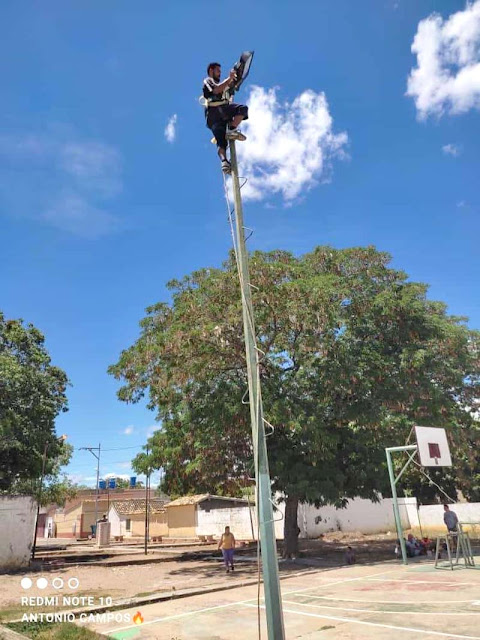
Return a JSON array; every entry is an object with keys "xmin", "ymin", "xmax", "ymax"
[
  {"xmin": 110, "ymin": 477, "xmax": 145, "ymax": 489},
  {"xmin": 109, "ymin": 247, "xmax": 480, "ymax": 512},
  {"xmin": 0, "ymin": 312, "xmax": 70, "ymax": 494}
]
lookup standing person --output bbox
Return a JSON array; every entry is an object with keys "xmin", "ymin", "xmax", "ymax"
[
  {"xmin": 202, "ymin": 62, "xmax": 249, "ymax": 174},
  {"xmin": 443, "ymin": 504, "xmax": 459, "ymax": 533},
  {"xmin": 218, "ymin": 526, "xmax": 236, "ymax": 573}
]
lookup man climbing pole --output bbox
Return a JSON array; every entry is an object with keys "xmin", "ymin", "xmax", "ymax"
[{"xmin": 203, "ymin": 61, "xmax": 249, "ymax": 174}]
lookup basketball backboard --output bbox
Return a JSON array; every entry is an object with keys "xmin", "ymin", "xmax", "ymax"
[{"xmin": 415, "ymin": 426, "xmax": 452, "ymax": 467}]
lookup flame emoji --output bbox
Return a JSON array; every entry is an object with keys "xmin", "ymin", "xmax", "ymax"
[{"xmin": 133, "ymin": 611, "xmax": 144, "ymax": 625}]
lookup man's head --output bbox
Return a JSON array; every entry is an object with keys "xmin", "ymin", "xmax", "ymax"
[
  {"xmin": 225, "ymin": 526, "xmax": 230, "ymax": 534},
  {"xmin": 444, "ymin": 504, "xmax": 449, "ymax": 512},
  {"xmin": 207, "ymin": 62, "xmax": 221, "ymax": 82}
]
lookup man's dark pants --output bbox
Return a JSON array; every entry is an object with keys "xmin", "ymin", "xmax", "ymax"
[{"xmin": 207, "ymin": 103, "xmax": 249, "ymax": 150}]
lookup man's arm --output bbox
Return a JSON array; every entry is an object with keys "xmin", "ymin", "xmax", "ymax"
[
  {"xmin": 232, "ymin": 534, "xmax": 236, "ymax": 549},
  {"xmin": 218, "ymin": 534, "xmax": 223, "ymax": 550},
  {"xmin": 211, "ymin": 70, "xmax": 237, "ymax": 95}
]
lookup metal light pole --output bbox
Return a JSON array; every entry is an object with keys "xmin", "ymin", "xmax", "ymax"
[
  {"xmin": 229, "ymin": 140, "xmax": 286, "ymax": 640},
  {"xmin": 80, "ymin": 443, "xmax": 101, "ymax": 531}
]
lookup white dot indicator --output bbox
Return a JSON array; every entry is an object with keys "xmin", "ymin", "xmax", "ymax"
[
  {"xmin": 21, "ymin": 578, "xmax": 32, "ymax": 590},
  {"xmin": 36, "ymin": 577, "xmax": 48, "ymax": 589},
  {"xmin": 52, "ymin": 578, "xmax": 64, "ymax": 590},
  {"xmin": 68, "ymin": 577, "xmax": 79, "ymax": 590}
]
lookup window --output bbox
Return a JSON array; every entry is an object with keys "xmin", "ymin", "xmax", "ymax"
[{"xmin": 126, "ymin": 518, "xmax": 131, "ymax": 531}]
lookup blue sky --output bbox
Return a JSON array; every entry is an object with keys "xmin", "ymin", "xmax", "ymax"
[{"xmin": 1, "ymin": 0, "xmax": 479, "ymax": 487}]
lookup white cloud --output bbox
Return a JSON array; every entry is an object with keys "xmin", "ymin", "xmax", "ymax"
[
  {"xmin": 0, "ymin": 130, "xmax": 122, "ymax": 237},
  {"xmin": 164, "ymin": 114, "xmax": 178, "ymax": 143},
  {"xmin": 442, "ymin": 143, "xmax": 461, "ymax": 156},
  {"xmin": 68, "ymin": 474, "xmax": 97, "ymax": 486},
  {"xmin": 67, "ymin": 474, "xmax": 87, "ymax": 485},
  {"xmin": 236, "ymin": 86, "xmax": 348, "ymax": 203},
  {"xmin": 104, "ymin": 472, "xmax": 131, "ymax": 480},
  {"xmin": 43, "ymin": 191, "xmax": 120, "ymax": 238},
  {"xmin": 406, "ymin": 1, "xmax": 480, "ymax": 118},
  {"xmin": 60, "ymin": 142, "xmax": 122, "ymax": 196},
  {"xmin": 123, "ymin": 426, "xmax": 134, "ymax": 436}
]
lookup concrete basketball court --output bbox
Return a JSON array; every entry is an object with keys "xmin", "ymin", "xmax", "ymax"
[{"xmin": 81, "ymin": 559, "xmax": 480, "ymax": 639}]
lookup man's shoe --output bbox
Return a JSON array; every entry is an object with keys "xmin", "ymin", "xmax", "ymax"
[
  {"xmin": 221, "ymin": 159, "xmax": 232, "ymax": 174},
  {"xmin": 231, "ymin": 565, "xmax": 234, "ymax": 571},
  {"xmin": 226, "ymin": 128, "xmax": 247, "ymax": 142}
]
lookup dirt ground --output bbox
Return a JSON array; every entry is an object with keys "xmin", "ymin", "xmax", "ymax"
[
  {"xmin": 0, "ymin": 533, "xmax": 402, "ymax": 622},
  {"xmin": 300, "ymin": 531, "xmax": 399, "ymax": 562}
]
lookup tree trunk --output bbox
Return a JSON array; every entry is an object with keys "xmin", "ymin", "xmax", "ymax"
[{"xmin": 283, "ymin": 495, "xmax": 300, "ymax": 559}]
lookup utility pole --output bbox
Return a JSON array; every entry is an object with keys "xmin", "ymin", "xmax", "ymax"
[
  {"xmin": 32, "ymin": 442, "xmax": 48, "ymax": 561},
  {"xmin": 229, "ymin": 140, "xmax": 286, "ymax": 640},
  {"xmin": 144, "ymin": 446, "xmax": 150, "ymax": 555},
  {"xmin": 32, "ymin": 435, "xmax": 67, "ymax": 560},
  {"xmin": 80, "ymin": 444, "xmax": 101, "ymax": 531}
]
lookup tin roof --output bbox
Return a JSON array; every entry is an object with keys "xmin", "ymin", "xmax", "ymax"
[{"xmin": 166, "ymin": 494, "xmax": 251, "ymax": 508}]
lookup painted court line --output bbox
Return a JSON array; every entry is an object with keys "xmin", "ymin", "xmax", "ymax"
[
  {"xmin": 281, "ymin": 568, "xmax": 399, "ymax": 598},
  {"xmin": 106, "ymin": 568, "xmax": 399, "ymax": 634},
  {"xmin": 299, "ymin": 593, "xmax": 478, "ymax": 605},
  {"xmin": 243, "ymin": 604, "xmax": 480, "ymax": 639},
  {"xmin": 365, "ymin": 577, "xmax": 478, "ymax": 586},
  {"xmin": 283, "ymin": 599, "xmax": 480, "ymax": 616},
  {"xmin": 104, "ymin": 600, "xmax": 256, "ymax": 634}
]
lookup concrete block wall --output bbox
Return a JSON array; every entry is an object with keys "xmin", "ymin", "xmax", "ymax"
[
  {"xmin": 0, "ymin": 496, "xmax": 36, "ymax": 571},
  {"xmin": 195, "ymin": 497, "xmax": 418, "ymax": 541},
  {"xmin": 296, "ymin": 497, "xmax": 414, "ymax": 538},
  {"xmin": 196, "ymin": 504, "xmax": 258, "ymax": 540},
  {"xmin": 417, "ymin": 502, "xmax": 480, "ymax": 535}
]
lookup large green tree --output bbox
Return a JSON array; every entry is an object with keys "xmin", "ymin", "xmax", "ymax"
[
  {"xmin": 0, "ymin": 313, "xmax": 71, "ymax": 497},
  {"xmin": 109, "ymin": 247, "xmax": 480, "ymax": 555}
]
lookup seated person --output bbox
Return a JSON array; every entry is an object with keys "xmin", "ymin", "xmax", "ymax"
[{"xmin": 345, "ymin": 546, "xmax": 356, "ymax": 565}]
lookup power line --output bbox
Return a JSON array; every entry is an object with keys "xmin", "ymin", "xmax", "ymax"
[{"xmin": 92, "ymin": 445, "xmax": 146, "ymax": 452}]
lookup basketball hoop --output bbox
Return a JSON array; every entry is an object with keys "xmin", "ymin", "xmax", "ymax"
[{"xmin": 415, "ymin": 426, "xmax": 452, "ymax": 467}]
